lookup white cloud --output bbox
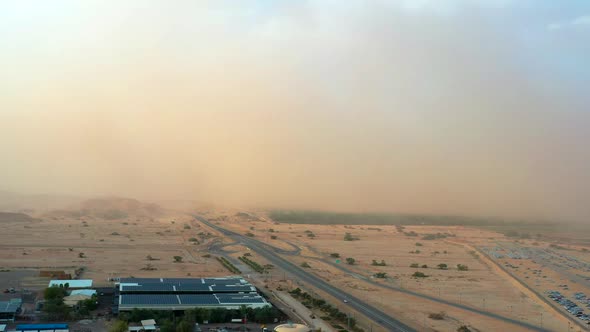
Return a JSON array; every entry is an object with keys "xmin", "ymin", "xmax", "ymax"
[
  {"xmin": 375, "ymin": 0, "xmax": 517, "ymax": 15},
  {"xmin": 572, "ymin": 15, "xmax": 590, "ymax": 25},
  {"xmin": 548, "ymin": 14, "xmax": 590, "ymax": 31}
]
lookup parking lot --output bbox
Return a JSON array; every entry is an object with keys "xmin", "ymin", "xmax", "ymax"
[{"xmin": 548, "ymin": 290, "xmax": 590, "ymax": 325}]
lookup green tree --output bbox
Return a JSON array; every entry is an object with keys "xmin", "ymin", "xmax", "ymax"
[
  {"xmin": 457, "ymin": 264, "xmax": 469, "ymax": 271},
  {"xmin": 412, "ymin": 271, "xmax": 428, "ymax": 278},
  {"xmin": 344, "ymin": 232, "xmax": 357, "ymax": 241},
  {"xmin": 437, "ymin": 263, "xmax": 448, "ymax": 270},
  {"xmin": 345, "ymin": 257, "xmax": 356, "ymax": 265},
  {"xmin": 176, "ymin": 319, "xmax": 193, "ymax": 332},
  {"xmin": 173, "ymin": 255, "xmax": 183, "ymax": 263},
  {"xmin": 44, "ymin": 286, "xmax": 67, "ymax": 300},
  {"xmin": 159, "ymin": 320, "xmax": 175, "ymax": 332},
  {"xmin": 330, "ymin": 253, "xmax": 340, "ymax": 258}
]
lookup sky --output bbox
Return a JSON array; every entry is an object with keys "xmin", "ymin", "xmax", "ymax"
[{"xmin": 0, "ymin": 0, "xmax": 589, "ymax": 222}]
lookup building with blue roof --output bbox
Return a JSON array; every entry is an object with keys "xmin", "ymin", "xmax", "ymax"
[{"xmin": 16, "ymin": 323, "xmax": 69, "ymax": 331}]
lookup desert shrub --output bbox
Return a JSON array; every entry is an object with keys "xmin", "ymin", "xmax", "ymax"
[
  {"xmin": 428, "ymin": 312, "xmax": 446, "ymax": 320},
  {"xmin": 412, "ymin": 271, "xmax": 428, "ymax": 278},
  {"xmin": 410, "ymin": 263, "xmax": 419, "ymax": 268},
  {"xmin": 344, "ymin": 232, "xmax": 359, "ymax": 241}
]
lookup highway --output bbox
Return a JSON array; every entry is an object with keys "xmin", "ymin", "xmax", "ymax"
[{"xmin": 195, "ymin": 215, "xmax": 416, "ymax": 332}]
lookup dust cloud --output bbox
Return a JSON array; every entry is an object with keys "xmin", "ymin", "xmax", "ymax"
[{"xmin": 1, "ymin": 1, "xmax": 589, "ymax": 222}]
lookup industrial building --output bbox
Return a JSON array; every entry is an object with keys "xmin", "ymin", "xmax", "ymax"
[
  {"xmin": 47, "ymin": 280, "xmax": 92, "ymax": 289},
  {"xmin": 117, "ymin": 277, "xmax": 269, "ymax": 311},
  {"xmin": 0, "ymin": 299, "xmax": 22, "ymax": 322},
  {"xmin": 15, "ymin": 324, "xmax": 69, "ymax": 332}
]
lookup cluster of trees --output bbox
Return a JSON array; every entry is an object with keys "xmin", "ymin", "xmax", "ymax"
[
  {"xmin": 239, "ymin": 256, "xmax": 266, "ymax": 273},
  {"xmin": 42, "ymin": 285, "xmax": 98, "ymax": 321},
  {"xmin": 421, "ymin": 233, "xmax": 455, "ymax": 240},
  {"xmin": 269, "ymin": 210, "xmax": 522, "ymax": 226},
  {"xmin": 289, "ymin": 288, "xmax": 364, "ymax": 332},
  {"xmin": 114, "ymin": 306, "xmax": 281, "ymax": 332},
  {"xmin": 216, "ymin": 256, "xmax": 241, "ymax": 274}
]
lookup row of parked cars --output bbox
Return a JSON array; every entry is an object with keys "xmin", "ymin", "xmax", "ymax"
[{"xmin": 548, "ymin": 290, "xmax": 590, "ymax": 324}]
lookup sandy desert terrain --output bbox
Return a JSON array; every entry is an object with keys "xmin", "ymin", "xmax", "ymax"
[{"xmin": 2, "ymin": 200, "xmax": 590, "ymax": 332}]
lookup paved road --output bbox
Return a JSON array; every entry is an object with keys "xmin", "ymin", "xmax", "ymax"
[
  {"xmin": 290, "ymin": 244, "xmax": 551, "ymax": 332},
  {"xmin": 196, "ymin": 216, "xmax": 416, "ymax": 332},
  {"xmin": 312, "ymin": 255, "xmax": 551, "ymax": 332}
]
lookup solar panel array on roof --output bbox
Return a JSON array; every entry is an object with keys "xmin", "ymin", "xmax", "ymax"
[
  {"xmin": 216, "ymin": 294, "xmax": 266, "ymax": 304},
  {"xmin": 119, "ymin": 277, "xmax": 254, "ymax": 294},
  {"xmin": 119, "ymin": 277, "xmax": 246, "ymax": 284},
  {"xmin": 178, "ymin": 294, "xmax": 218, "ymax": 305},
  {"xmin": 0, "ymin": 299, "xmax": 22, "ymax": 313},
  {"xmin": 118, "ymin": 293, "xmax": 267, "ymax": 310},
  {"xmin": 121, "ymin": 284, "xmax": 175, "ymax": 292}
]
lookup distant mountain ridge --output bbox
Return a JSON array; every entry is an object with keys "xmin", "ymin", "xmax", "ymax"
[
  {"xmin": 0, "ymin": 211, "xmax": 38, "ymax": 223},
  {"xmin": 0, "ymin": 190, "xmax": 83, "ymax": 213},
  {"xmin": 49, "ymin": 197, "xmax": 165, "ymax": 220}
]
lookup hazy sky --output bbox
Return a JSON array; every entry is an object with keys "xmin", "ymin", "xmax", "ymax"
[{"xmin": 1, "ymin": 1, "xmax": 589, "ymax": 222}]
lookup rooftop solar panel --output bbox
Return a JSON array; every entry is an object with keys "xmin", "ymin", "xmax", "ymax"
[
  {"xmin": 211, "ymin": 285, "xmax": 255, "ymax": 292},
  {"xmin": 119, "ymin": 293, "xmax": 267, "ymax": 310},
  {"xmin": 178, "ymin": 295, "xmax": 219, "ymax": 305},
  {"xmin": 121, "ymin": 284, "xmax": 175, "ymax": 292},
  {"xmin": 216, "ymin": 295, "xmax": 266, "ymax": 304},
  {"xmin": 175, "ymin": 284, "xmax": 210, "ymax": 292},
  {"xmin": 119, "ymin": 277, "xmax": 256, "ymax": 295},
  {"xmin": 0, "ymin": 299, "xmax": 22, "ymax": 313},
  {"xmin": 120, "ymin": 294, "xmax": 180, "ymax": 305}
]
